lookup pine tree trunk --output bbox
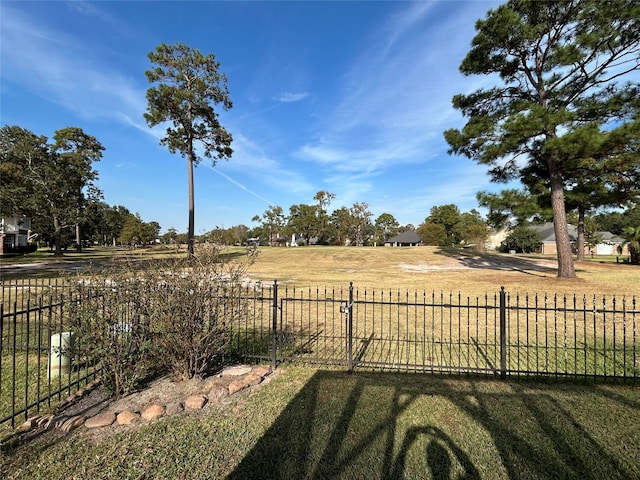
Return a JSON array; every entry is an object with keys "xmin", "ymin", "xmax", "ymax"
[
  {"xmin": 548, "ymin": 158, "xmax": 576, "ymax": 278},
  {"xmin": 187, "ymin": 154, "xmax": 195, "ymax": 258},
  {"xmin": 76, "ymin": 223, "xmax": 82, "ymax": 252}
]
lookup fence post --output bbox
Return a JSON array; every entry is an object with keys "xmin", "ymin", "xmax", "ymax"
[
  {"xmin": 347, "ymin": 282, "xmax": 354, "ymax": 372},
  {"xmin": 500, "ymin": 286, "xmax": 507, "ymax": 379},
  {"xmin": 271, "ymin": 280, "xmax": 278, "ymax": 369}
]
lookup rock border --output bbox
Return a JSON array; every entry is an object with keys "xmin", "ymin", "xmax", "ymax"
[{"xmin": 18, "ymin": 364, "xmax": 273, "ymax": 434}]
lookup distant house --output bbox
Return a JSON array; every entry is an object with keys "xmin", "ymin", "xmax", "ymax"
[
  {"xmin": 384, "ymin": 230, "xmax": 423, "ymax": 247},
  {"xmin": 1, "ymin": 215, "xmax": 31, "ymax": 255},
  {"xmin": 528, "ymin": 222, "xmax": 628, "ymax": 256},
  {"xmin": 487, "ymin": 228, "xmax": 508, "ymax": 251}
]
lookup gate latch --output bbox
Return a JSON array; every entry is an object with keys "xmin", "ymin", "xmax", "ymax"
[{"xmin": 340, "ymin": 301, "xmax": 353, "ymax": 314}]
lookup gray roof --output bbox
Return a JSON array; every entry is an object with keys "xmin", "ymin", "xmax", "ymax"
[
  {"xmin": 386, "ymin": 231, "xmax": 422, "ymax": 244},
  {"xmin": 529, "ymin": 223, "xmax": 577, "ymax": 242},
  {"xmin": 528, "ymin": 223, "xmax": 622, "ymax": 244}
]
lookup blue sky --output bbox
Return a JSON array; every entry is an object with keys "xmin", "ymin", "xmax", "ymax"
[{"xmin": 1, "ymin": 0, "xmax": 507, "ymax": 235}]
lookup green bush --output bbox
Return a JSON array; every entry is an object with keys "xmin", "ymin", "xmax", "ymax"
[{"xmin": 501, "ymin": 226, "xmax": 541, "ymax": 253}]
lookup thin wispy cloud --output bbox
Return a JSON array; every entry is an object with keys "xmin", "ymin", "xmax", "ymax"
[
  {"xmin": 2, "ymin": 5, "xmax": 147, "ymax": 128},
  {"xmin": 274, "ymin": 92, "xmax": 309, "ymax": 103}
]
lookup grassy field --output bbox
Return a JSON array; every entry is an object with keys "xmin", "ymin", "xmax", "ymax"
[
  {"xmin": 2, "ymin": 244, "xmax": 638, "ymax": 297},
  {"xmin": 2, "ymin": 246, "xmax": 639, "ymax": 479},
  {"xmin": 242, "ymin": 245, "xmax": 639, "ymax": 297}
]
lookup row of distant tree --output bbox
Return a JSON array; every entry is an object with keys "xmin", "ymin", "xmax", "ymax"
[{"xmin": 186, "ymin": 190, "xmax": 639, "ymax": 259}]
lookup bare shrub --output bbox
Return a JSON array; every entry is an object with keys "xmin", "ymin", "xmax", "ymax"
[
  {"xmin": 139, "ymin": 245, "xmax": 258, "ymax": 381},
  {"xmin": 67, "ymin": 274, "xmax": 154, "ymax": 398},
  {"xmin": 66, "ymin": 244, "xmax": 258, "ymax": 396}
]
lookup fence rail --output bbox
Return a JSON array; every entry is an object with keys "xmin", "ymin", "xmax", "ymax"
[{"xmin": 2, "ymin": 279, "xmax": 638, "ymax": 428}]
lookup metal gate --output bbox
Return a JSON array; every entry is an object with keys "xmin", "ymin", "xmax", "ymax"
[{"xmin": 271, "ymin": 282, "xmax": 505, "ymax": 376}]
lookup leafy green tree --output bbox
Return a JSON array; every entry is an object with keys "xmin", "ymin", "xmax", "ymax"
[
  {"xmin": 163, "ymin": 227, "xmax": 179, "ymax": 245},
  {"xmin": 145, "ymin": 42, "xmax": 233, "ymax": 258},
  {"xmin": 314, "ymin": 191, "xmax": 336, "ymax": 244},
  {"xmin": 596, "ymin": 205, "xmax": 640, "ymax": 236},
  {"xmin": 252, "ymin": 205, "xmax": 286, "ymax": 246},
  {"xmin": 329, "ymin": 207, "xmax": 353, "ymax": 246},
  {"xmin": 287, "ymin": 203, "xmax": 320, "ymax": 245},
  {"xmin": 462, "ymin": 224, "xmax": 491, "ymax": 252},
  {"xmin": 425, "ymin": 204, "xmax": 462, "ymax": 246},
  {"xmin": 0, "ymin": 125, "xmax": 103, "ymax": 255},
  {"xmin": 228, "ymin": 224, "xmax": 249, "ymax": 245},
  {"xmin": 444, "ymin": 0, "xmax": 640, "ymax": 278},
  {"xmin": 52, "ymin": 127, "xmax": 104, "ymax": 251},
  {"xmin": 374, "ymin": 213, "xmax": 400, "ymax": 244},
  {"xmin": 503, "ymin": 226, "xmax": 541, "ymax": 254},
  {"xmin": 416, "ymin": 222, "xmax": 446, "ymax": 246},
  {"xmin": 145, "ymin": 221, "xmax": 161, "ymax": 243},
  {"xmin": 457, "ymin": 210, "xmax": 489, "ymax": 251},
  {"xmin": 348, "ymin": 202, "xmax": 373, "ymax": 246},
  {"xmin": 104, "ymin": 205, "xmax": 131, "ymax": 246},
  {"xmin": 119, "ymin": 213, "xmax": 145, "ymax": 246},
  {"xmin": 621, "ymin": 226, "xmax": 640, "ymax": 264},
  {"xmin": 0, "ymin": 126, "xmax": 48, "ymax": 217},
  {"xmin": 398, "ymin": 224, "xmax": 415, "ymax": 233}
]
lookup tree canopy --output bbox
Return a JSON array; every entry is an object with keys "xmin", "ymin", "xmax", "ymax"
[
  {"xmin": 0, "ymin": 125, "xmax": 103, "ymax": 255},
  {"xmin": 444, "ymin": 0, "xmax": 640, "ymax": 278}
]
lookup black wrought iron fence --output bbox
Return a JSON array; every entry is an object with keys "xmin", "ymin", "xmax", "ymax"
[
  {"xmin": 233, "ymin": 282, "xmax": 638, "ymax": 382},
  {"xmin": 1, "ymin": 292, "xmax": 102, "ymax": 429},
  {"xmin": 2, "ymin": 279, "xmax": 638, "ymax": 429}
]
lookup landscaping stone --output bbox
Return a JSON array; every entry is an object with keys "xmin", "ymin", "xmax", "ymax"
[
  {"xmin": 185, "ymin": 395, "xmax": 207, "ymax": 410},
  {"xmin": 228, "ymin": 380, "xmax": 248, "ymax": 395},
  {"xmin": 60, "ymin": 416, "xmax": 85, "ymax": 433},
  {"xmin": 117, "ymin": 410, "xmax": 140, "ymax": 425},
  {"xmin": 20, "ymin": 416, "xmax": 41, "ymax": 431},
  {"xmin": 244, "ymin": 374, "xmax": 262, "ymax": 386},
  {"xmin": 166, "ymin": 402, "xmax": 184, "ymax": 416},
  {"xmin": 53, "ymin": 416, "xmax": 69, "ymax": 430},
  {"xmin": 141, "ymin": 404, "xmax": 165, "ymax": 421},
  {"xmin": 22, "ymin": 364, "xmax": 277, "ymax": 435},
  {"xmin": 252, "ymin": 365, "xmax": 272, "ymax": 378},
  {"xmin": 85, "ymin": 412, "xmax": 116, "ymax": 428},
  {"xmin": 222, "ymin": 365, "xmax": 252, "ymax": 377},
  {"xmin": 35, "ymin": 414, "xmax": 54, "ymax": 429},
  {"xmin": 207, "ymin": 385, "xmax": 229, "ymax": 403}
]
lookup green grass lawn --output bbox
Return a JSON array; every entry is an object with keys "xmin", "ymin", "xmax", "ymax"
[{"xmin": 2, "ymin": 366, "xmax": 639, "ymax": 480}]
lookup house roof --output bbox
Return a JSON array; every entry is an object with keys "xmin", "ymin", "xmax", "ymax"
[
  {"xmin": 529, "ymin": 223, "xmax": 577, "ymax": 242},
  {"xmin": 386, "ymin": 230, "xmax": 422, "ymax": 244},
  {"xmin": 528, "ymin": 222, "xmax": 622, "ymax": 244},
  {"xmin": 599, "ymin": 231, "xmax": 625, "ymax": 243}
]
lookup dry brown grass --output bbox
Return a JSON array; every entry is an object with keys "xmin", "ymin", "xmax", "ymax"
[{"xmin": 243, "ymin": 246, "xmax": 639, "ymax": 298}]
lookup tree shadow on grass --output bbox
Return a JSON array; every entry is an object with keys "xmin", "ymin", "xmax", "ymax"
[
  {"xmin": 227, "ymin": 371, "xmax": 639, "ymax": 480},
  {"xmin": 433, "ymin": 248, "xmax": 591, "ymax": 277}
]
